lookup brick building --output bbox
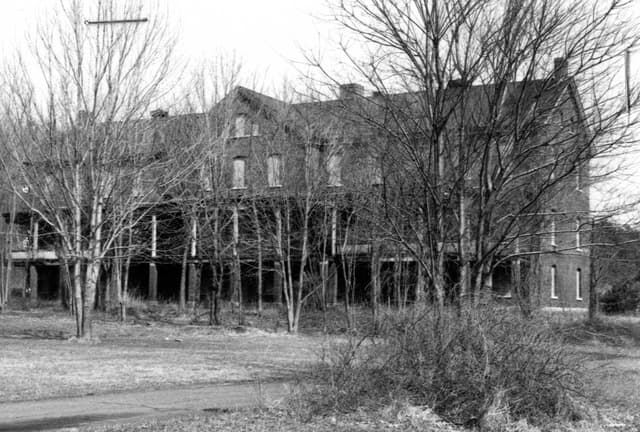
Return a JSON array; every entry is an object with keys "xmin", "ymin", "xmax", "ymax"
[{"xmin": 7, "ymin": 60, "xmax": 591, "ymax": 310}]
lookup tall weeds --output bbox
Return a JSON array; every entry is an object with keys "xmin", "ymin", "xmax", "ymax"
[{"xmin": 307, "ymin": 305, "xmax": 584, "ymax": 426}]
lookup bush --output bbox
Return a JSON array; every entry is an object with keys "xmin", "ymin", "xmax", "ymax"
[
  {"xmin": 599, "ymin": 282, "xmax": 640, "ymax": 314},
  {"xmin": 306, "ymin": 306, "xmax": 584, "ymax": 427}
]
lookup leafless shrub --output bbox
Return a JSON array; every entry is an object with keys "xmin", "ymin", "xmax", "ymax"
[{"xmin": 303, "ymin": 305, "xmax": 584, "ymax": 427}]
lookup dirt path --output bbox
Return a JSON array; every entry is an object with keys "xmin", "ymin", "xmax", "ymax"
[{"xmin": 0, "ymin": 381, "xmax": 290, "ymax": 431}]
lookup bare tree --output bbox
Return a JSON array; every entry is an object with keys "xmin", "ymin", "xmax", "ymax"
[
  {"xmin": 307, "ymin": 0, "xmax": 640, "ymax": 312},
  {"xmin": 0, "ymin": 0, "xmax": 194, "ymax": 338}
]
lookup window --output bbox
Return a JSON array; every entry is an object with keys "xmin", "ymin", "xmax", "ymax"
[
  {"xmin": 550, "ymin": 211, "xmax": 557, "ymax": 249},
  {"xmin": 328, "ymin": 152, "xmax": 342, "ymax": 186},
  {"xmin": 576, "ymin": 217, "xmax": 581, "ymax": 250},
  {"xmin": 251, "ymin": 123, "xmax": 260, "ymax": 136},
  {"xmin": 576, "ymin": 166, "xmax": 582, "ymax": 191},
  {"xmin": 235, "ymin": 116, "xmax": 246, "ymax": 137},
  {"xmin": 576, "ymin": 268, "xmax": 583, "ymax": 300},
  {"xmin": 232, "ymin": 158, "xmax": 246, "ymax": 189},
  {"xmin": 201, "ymin": 164, "xmax": 212, "ymax": 191},
  {"xmin": 369, "ymin": 156, "xmax": 382, "ymax": 185},
  {"xmin": 132, "ymin": 173, "xmax": 143, "ymax": 197},
  {"xmin": 267, "ymin": 154, "xmax": 282, "ymax": 187},
  {"xmin": 550, "ymin": 265, "xmax": 558, "ymax": 299}
]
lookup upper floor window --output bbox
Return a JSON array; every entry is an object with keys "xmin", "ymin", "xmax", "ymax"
[
  {"xmin": 327, "ymin": 152, "xmax": 342, "ymax": 187},
  {"xmin": 251, "ymin": 123, "xmax": 260, "ymax": 136},
  {"xmin": 369, "ymin": 156, "xmax": 382, "ymax": 186},
  {"xmin": 232, "ymin": 158, "xmax": 246, "ymax": 189},
  {"xmin": 201, "ymin": 163, "xmax": 212, "ymax": 191},
  {"xmin": 575, "ymin": 166, "xmax": 582, "ymax": 191},
  {"xmin": 550, "ymin": 265, "xmax": 558, "ymax": 299},
  {"xmin": 132, "ymin": 173, "xmax": 143, "ymax": 197},
  {"xmin": 576, "ymin": 268, "xmax": 583, "ymax": 300},
  {"xmin": 575, "ymin": 217, "xmax": 581, "ymax": 250},
  {"xmin": 267, "ymin": 154, "xmax": 282, "ymax": 187},
  {"xmin": 235, "ymin": 116, "xmax": 246, "ymax": 137}
]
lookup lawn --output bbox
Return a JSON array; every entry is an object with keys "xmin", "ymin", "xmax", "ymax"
[
  {"xmin": 0, "ymin": 304, "xmax": 324, "ymax": 402},
  {"xmin": 3, "ymin": 304, "xmax": 640, "ymax": 431}
]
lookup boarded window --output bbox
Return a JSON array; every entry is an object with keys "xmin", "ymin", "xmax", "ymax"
[
  {"xmin": 232, "ymin": 158, "xmax": 246, "ymax": 189},
  {"xmin": 235, "ymin": 116, "xmax": 246, "ymax": 137},
  {"xmin": 267, "ymin": 154, "xmax": 282, "ymax": 187}
]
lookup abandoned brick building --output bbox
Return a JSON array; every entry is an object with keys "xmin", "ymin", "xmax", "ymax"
[{"xmin": 6, "ymin": 59, "xmax": 591, "ymax": 310}]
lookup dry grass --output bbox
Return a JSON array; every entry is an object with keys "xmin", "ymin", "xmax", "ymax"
[
  {"xmin": 0, "ymin": 305, "xmax": 323, "ymax": 402},
  {"xmin": 82, "ymin": 406, "xmax": 465, "ymax": 432},
  {"xmin": 3, "ymin": 302, "xmax": 640, "ymax": 431}
]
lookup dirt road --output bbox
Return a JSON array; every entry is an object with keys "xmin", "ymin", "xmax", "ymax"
[{"xmin": 0, "ymin": 381, "xmax": 290, "ymax": 431}]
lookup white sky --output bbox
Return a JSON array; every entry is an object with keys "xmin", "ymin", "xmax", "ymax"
[
  {"xmin": 0, "ymin": 0, "xmax": 337, "ymax": 87},
  {"xmin": 0, "ymin": 0, "xmax": 639, "ymax": 218}
]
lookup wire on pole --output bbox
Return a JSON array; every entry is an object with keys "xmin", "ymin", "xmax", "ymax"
[{"xmin": 84, "ymin": 18, "xmax": 148, "ymax": 25}]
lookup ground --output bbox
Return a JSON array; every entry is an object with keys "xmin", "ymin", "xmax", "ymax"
[
  {"xmin": 0, "ymin": 302, "xmax": 639, "ymax": 431},
  {"xmin": 0, "ymin": 303, "xmax": 321, "ymax": 403}
]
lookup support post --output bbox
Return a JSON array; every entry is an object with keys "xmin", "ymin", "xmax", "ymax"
[
  {"xmin": 148, "ymin": 262, "xmax": 157, "ymax": 303},
  {"xmin": 327, "ymin": 261, "xmax": 338, "ymax": 306},
  {"xmin": 273, "ymin": 261, "xmax": 283, "ymax": 304},
  {"xmin": 188, "ymin": 262, "xmax": 200, "ymax": 309},
  {"xmin": 29, "ymin": 264, "xmax": 38, "ymax": 305},
  {"xmin": 59, "ymin": 264, "xmax": 68, "ymax": 308},
  {"xmin": 29, "ymin": 217, "xmax": 39, "ymax": 304}
]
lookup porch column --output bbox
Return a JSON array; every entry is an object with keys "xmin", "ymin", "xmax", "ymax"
[
  {"xmin": 29, "ymin": 218, "xmax": 39, "ymax": 304},
  {"xmin": 29, "ymin": 264, "xmax": 38, "ymax": 305},
  {"xmin": 188, "ymin": 263, "xmax": 200, "ymax": 308},
  {"xmin": 327, "ymin": 261, "xmax": 338, "ymax": 306},
  {"xmin": 148, "ymin": 263, "xmax": 158, "ymax": 302},
  {"xmin": 59, "ymin": 264, "xmax": 69, "ymax": 308},
  {"xmin": 148, "ymin": 215, "xmax": 158, "ymax": 302},
  {"xmin": 272, "ymin": 261, "xmax": 283, "ymax": 304}
]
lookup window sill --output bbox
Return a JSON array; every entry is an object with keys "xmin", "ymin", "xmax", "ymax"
[
  {"xmin": 551, "ymin": 295, "xmax": 559, "ymax": 300},
  {"xmin": 576, "ymin": 297, "xmax": 583, "ymax": 301},
  {"xmin": 231, "ymin": 186, "xmax": 247, "ymax": 190}
]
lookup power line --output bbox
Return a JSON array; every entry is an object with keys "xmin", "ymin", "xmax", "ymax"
[{"xmin": 84, "ymin": 18, "xmax": 148, "ymax": 25}]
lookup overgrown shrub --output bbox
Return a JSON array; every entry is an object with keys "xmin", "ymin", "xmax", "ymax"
[
  {"xmin": 307, "ymin": 306, "xmax": 584, "ymax": 426},
  {"xmin": 600, "ymin": 281, "xmax": 640, "ymax": 314}
]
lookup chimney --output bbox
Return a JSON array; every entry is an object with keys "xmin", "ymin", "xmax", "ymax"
[
  {"xmin": 553, "ymin": 57, "xmax": 568, "ymax": 80},
  {"xmin": 151, "ymin": 109, "xmax": 168, "ymax": 119},
  {"xmin": 339, "ymin": 83, "xmax": 364, "ymax": 100}
]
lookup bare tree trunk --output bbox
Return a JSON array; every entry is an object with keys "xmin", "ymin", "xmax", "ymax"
[
  {"xmin": 178, "ymin": 241, "xmax": 188, "ymax": 315},
  {"xmin": 120, "ymin": 225, "xmax": 133, "ymax": 323},
  {"xmin": 371, "ymin": 244, "xmax": 380, "ymax": 332},
  {"xmin": 83, "ymin": 259, "xmax": 101, "ymax": 339},
  {"xmin": 73, "ymin": 258, "xmax": 83, "ymax": 337},
  {"xmin": 209, "ymin": 263, "xmax": 221, "ymax": 325},
  {"xmin": 1, "ymin": 194, "xmax": 16, "ymax": 312},
  {"xmin": 588, "ymin": 218, "xmax": 598, "ymax": 321}
]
